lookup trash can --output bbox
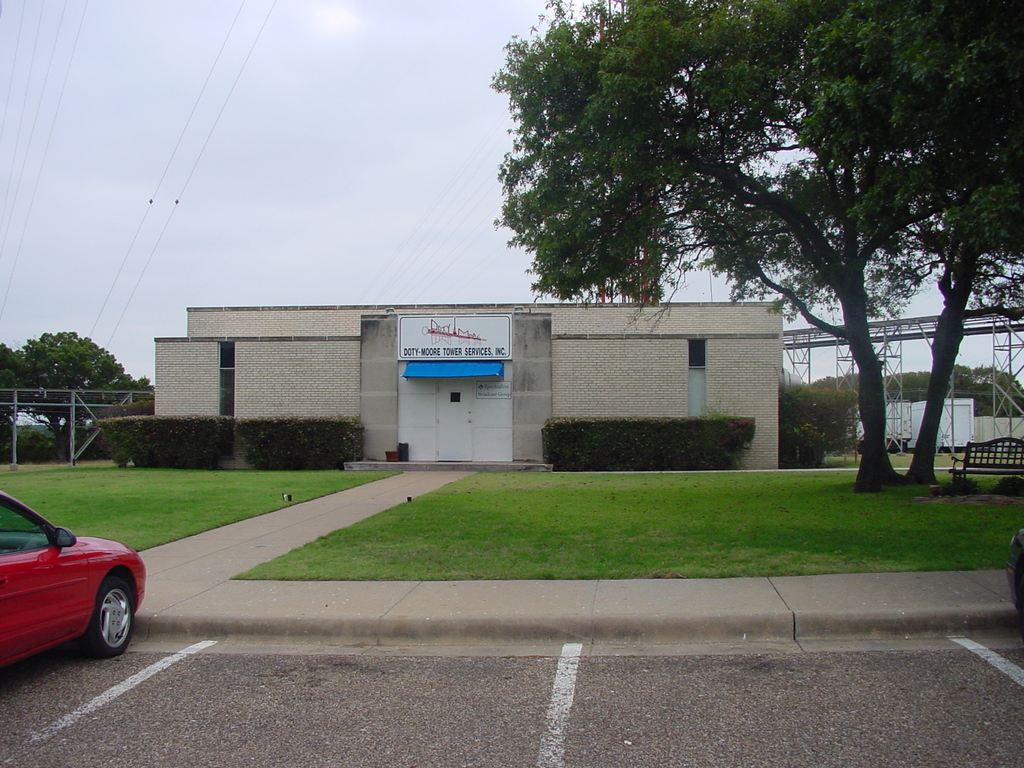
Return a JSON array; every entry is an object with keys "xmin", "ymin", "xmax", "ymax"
[{"xmin": 397, "ymin": 442, "xmax": 409, "ymax": 462}]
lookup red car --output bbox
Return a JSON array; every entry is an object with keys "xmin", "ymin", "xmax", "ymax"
[{"xmin": 0, "ymin": 490, "xmax": 145, "ymax": 667}]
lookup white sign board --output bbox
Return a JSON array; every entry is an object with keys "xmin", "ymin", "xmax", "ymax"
[
  {"xmin": 477, "ymin": 381, "xmax": 512, "ymax": 399},
  {"xmin": 399, "ymin": 315, "xmax": 512, "ymax": 360}
]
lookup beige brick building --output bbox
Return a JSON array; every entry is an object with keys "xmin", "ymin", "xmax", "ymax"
[{"xmin": 155, "ymin": 302, "xmax": 782, "ymax": 469}]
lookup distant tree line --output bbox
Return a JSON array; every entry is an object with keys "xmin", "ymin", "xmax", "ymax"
[{"xmin": 809, "ymin": 366, "xmax": 1024, "ymax": 418}]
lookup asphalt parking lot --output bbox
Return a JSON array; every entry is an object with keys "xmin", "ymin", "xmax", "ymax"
[{"xmin": 3, "ymin": 639, "xmax": 1023, "ymax": 768}]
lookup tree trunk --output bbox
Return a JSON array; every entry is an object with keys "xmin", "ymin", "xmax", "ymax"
[
  {"xmin": 905, "ymin": 271, "xmax": 972, "ymax": 485},
  {"xmin": 45, "ymin": 414, "xmax": 71, "ymax": 464},
  {"xmin": 842, "ymin": 299, "xmax": 906, "ymax": 492},
  {"xmin": 909, "ymin": 309, "xmax": 962, "ymax": 483}
]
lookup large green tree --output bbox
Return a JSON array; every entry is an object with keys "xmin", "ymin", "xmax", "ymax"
[
  {"xmin": 806, "ymin": 0, "xmax": 1024, "ymax": 483},
  {"xmin": 18, "ymin": 332, "xmax": 146, "ymax": 391},
  {"xmin": 495, "ymin": 0, "xmax": 1024, "ymax": 491}
]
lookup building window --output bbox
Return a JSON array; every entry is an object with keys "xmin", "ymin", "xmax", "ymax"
[
  {"xmin": 219, "ymin": 341, "xmax": 235, "ymax": 417},
  {"xmin": 688, "ymin": 339, "xmax": 707, "ymax": 417}
]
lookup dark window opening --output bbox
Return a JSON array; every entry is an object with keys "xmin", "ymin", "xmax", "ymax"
[
  {"xmin": 450, "ymin": 392, "xmax": 461, "ymax": 403},
  {"xmin": 688, "ymin": 338, "xmax": 706, "ymax": 368},
  {"xmin": 219, "ymin": 341, "xmax": 235, "ymax": 369},
  {"xmin": 219, "ymin": 342, "xmax": 235, "ymax": 417},
  {"xmin": 688, "ymin": 339, "xmax": 707, "ymax": 417}
]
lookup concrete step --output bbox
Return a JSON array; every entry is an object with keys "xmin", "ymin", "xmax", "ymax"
[{"xmin": 344, "ymin": 460, "xmax": 552, "ymax": 472}]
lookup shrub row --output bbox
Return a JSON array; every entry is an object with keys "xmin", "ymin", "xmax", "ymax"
[
  {"xmin": 100, "ymin": 416, "xmax": 363, "ymax": 470},
  {"xmin": 101, "ymin": 416, "xmax": 233, "ymax": 469},
  {"xmin": 542, "ymin": 417, "xmax": 755, "ymax": 472},
  {"xmin": 235, "ymin": 417, "xmax": 363, "ymax": 470}
]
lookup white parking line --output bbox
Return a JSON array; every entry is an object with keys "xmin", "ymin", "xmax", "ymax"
[
  {"xmin": 29, "ymin": 640, "xmax": 218, "ymax": 744},
  {"xmin": 949, "ymin": 637, "xmax": 1024, "ymax": 688},
  {"xmin": 537, "ymin": 642, "xmax": 584, "ymax": 768}
]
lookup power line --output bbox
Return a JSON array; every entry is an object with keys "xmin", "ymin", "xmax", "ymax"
[
  {"xmin": 103, "ymin": 0, "xmax": 280, "ymax": 346},
  {"xmin": 105, "ymin": 200, "xmax": 179, "ymax": 348},
  {"xmin": 0, "ymin": 0, "xmax": 86, "ymax": 323},
  {"xmin": 150, "ymin": 1, "xmax": 249, "ymax": 203},
  {"xmin": 357, "ymin": 118, "xmax": 508, "ymax": 302},
  {"xmin": 91, "ymin": 0, "xmax": 250, "ymax": 338},
  {"xmin": 379, "ymin": 125, "xmax": 506, "ymax": 296}
]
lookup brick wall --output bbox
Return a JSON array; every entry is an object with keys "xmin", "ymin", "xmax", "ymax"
[
  {"xmin": 707, "ymin": 337, "xmax": 782, "ymax": 470},
  {"xmin": 234, "ymin": 340, "xmax": 360, "ymax": 418},
  {"xmin": 552, "ymin": 338, "xmax": 688, "ymax": 417},
  {"xmin": 187, "ymin": 307, "xmax": 364, "ymax": 337},
  {"xmin": 184, "ymin": 303, "xmax": 779, "ymax": 339},
  {"xmin": 548, "ymin": 303, "xmax": 778, "ymax": 335},
  {"xmin": 547, "ymin": 304, "xmax": 781, "ymax": 470},
  {"xmin": 154, "ymin": 340, "xmax": 220, "ymax": 416}
]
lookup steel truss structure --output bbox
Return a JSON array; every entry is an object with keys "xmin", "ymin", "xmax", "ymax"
[
  {"xmin": 1, "ymin": 389, "xmax": 152, "ymax": 468},
  {"xmin": 784, "ymin": 315, "xmax": 1024, "ymax": 444},
  {"xmin": 992, "ymin": 317, "xmax": 1024, "ymax": 428}
]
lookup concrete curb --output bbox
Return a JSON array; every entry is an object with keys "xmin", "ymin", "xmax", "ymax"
[
  {"xmin": 792, "ymin": 606, "xmax": 1017, "ymax": 641},
  {"xmin": 136, "ymin": 593, "xmax": 1017, "ymax": 648}
]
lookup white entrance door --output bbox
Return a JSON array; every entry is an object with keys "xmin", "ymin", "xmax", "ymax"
[
  {"xmin": 398, "ymin": 372, "xmax": 513, "ymax": 461},
  {"xmin": 437, "ymin": 384, "xmax": 474, "ymax": 461}
]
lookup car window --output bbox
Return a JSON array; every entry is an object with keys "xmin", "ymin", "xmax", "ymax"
[{"xmin": 0, "ymin": 500, "xmax": 50, "ymax": 554}]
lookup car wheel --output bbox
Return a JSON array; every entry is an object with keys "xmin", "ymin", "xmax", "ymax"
[{"xmin": 80, "ymin": 576, "xmax": 135, "ymax": 658}]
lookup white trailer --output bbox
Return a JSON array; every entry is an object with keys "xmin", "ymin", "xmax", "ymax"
[
  {"xmin": 886, "ymin": 400, "xmax": 914, "ymax": 452},
  {"xmin": 909, "ymin": 398, "xmax": 975, "ymax": 451}
]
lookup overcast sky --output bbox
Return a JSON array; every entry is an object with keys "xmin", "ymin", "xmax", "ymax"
[{"xmin": 0, "ymin": 0, "xmax": 997, "ymax": 383}]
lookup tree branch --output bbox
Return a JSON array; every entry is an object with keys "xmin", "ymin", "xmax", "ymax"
[{"xmin": 749, "ymin": 263, "xmax": 848, "ymax": 338}]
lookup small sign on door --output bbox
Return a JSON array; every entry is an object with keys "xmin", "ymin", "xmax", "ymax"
[{"xmin": 476, "ymin": 381, "xmax": 511, "ymax": 399}]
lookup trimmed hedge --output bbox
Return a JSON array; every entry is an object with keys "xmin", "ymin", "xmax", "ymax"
[
  {"xmin": 543, "ymin": 417, "xmax": 755, "ymax": 471},
  {"xmin": 100, "ymin": 416, "xmax": 233, "ymax": 469},
  {"xmin": 235, "ymin": 417, "xmax": 363, "ymax": 470}
]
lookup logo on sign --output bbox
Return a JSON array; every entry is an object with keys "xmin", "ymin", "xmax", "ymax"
[{"xmin": 424, "ymin": 319, "xmax": 484, "ymax": 344}]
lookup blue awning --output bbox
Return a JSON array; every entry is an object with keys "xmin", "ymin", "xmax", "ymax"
[{"xmin": 403, "ymin": 361, "xmax": 505, "ymax": 378}]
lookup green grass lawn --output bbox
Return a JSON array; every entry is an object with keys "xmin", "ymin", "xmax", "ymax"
[
  {"xmin": 3, "ymin": 465, "xmax": 1018, "ymax": 581},
  {"xmin": 0, "ymin": 465, "xmax": 395, "ymax": 550},
  {"xmin": 238, "ymin": 471, "xmax": 1024, "ymax": 581}
]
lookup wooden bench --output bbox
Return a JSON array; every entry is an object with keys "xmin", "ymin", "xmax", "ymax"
[{"xmin": 950, "ymin": 437, "xmax": 1024, "ymax": 478}]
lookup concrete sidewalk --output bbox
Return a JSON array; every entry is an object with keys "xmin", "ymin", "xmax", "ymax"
[{"xmin": 135, "ymin": 473, "xmax": 1019, "ymax": 652}]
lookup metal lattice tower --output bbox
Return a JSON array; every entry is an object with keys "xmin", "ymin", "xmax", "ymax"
[
  {"xmin": 783, "ymin": 331, "xmax": 814, "ymax": 384},
  {"xmin": 875, "ymin": 323, "xmax": 905, "ymax": 451},
  {"xmin": 992, "ymin": 317, "xmax": 1024, "ymax": 437},
  {"xmin": 834, "ymin": 339, "xmax": 857, "ymax": 391},
  {"xmin": 786, "ymin": 313, "xmax": 1024, "ymax": 445},
  {"xmin": 2, "ymin": 389, "xmax": 151, "ymax": 468}
]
